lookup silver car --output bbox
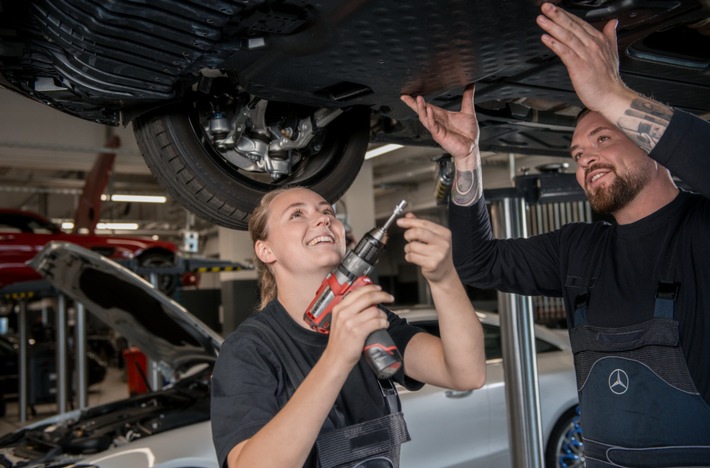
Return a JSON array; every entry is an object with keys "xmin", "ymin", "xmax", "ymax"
[
  {"xmin": 0, "ymin": 242, "xmax": 583, "ymax": 467},
  {"xmin": 395, "ymin": 306, "xmax": 583, "ymax": 468}
]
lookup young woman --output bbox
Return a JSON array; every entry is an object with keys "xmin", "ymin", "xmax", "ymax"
[{"xmin": 211, "ymin": 187, "xmax": 485, "ymax": 468}]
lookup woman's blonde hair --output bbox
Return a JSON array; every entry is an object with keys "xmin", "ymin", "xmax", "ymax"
[{"xmin": 248, "ymin": 187, "xmax": 294, "ymax": 310}]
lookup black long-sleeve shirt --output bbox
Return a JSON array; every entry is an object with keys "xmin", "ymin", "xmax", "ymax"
[{"xmin": 449, "ymin": 110, "xmax": 710, "ymax": 404}]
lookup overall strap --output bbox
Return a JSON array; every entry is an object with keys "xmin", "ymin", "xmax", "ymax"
[
  {"xmin": 573, "ymin": 229, "xmax": 613, "ymax": 327},
  {"xmin": 653, "ymin": 200, "xmax": 693, "ymax": 319},
  {"xmin": 377, "ymin": 377, "xmax": 401, "ymax": 415}
]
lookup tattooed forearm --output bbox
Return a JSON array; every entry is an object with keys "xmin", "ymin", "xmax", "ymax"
[
  {"xmin": 452, "ymin": 166, "xmax": 483, "ymax": 206},
  {"xmin": 617, "ymin": 98, "xmax": 673, "ymax": 154}
]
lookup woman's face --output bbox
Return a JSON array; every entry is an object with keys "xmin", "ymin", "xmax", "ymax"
[{"xmin": 260, "ymin": 188, "xmax": 347, "ymax": 275}]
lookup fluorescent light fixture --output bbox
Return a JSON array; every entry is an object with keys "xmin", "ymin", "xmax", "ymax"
[
  {"xmin": 96, "ymin": 222, "xmax": 139, "ymax": 230},
  {"xmin": 365, "ymin": 144, "xmax": 403, "ymax": 160},
  {"xmin": 60, "ymin": 221, "xmax": 139, "ymax": 231},
  {"xmin": 109, "ymin": 194, "xmax": 167, "ymax": 203}
]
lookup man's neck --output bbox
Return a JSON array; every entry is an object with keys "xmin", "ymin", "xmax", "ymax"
[{"xmin": 613, "ymin": 184, "xmax": 679, "ymax": 225}]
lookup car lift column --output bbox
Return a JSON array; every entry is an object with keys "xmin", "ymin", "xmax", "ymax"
[
  {"xmin": 75, "ymin": 302, "xmax": 88, "ymax": 409},
  {"xmin": 55, "ymin": 294, "xmax": 69, "ymax": 414},
  {"xmin": 489, "ymin": 191, "xmax": 544, "ymax": 468},
  {"xmin": 146, "ymin": 272, "xmax": 163, "ymax": 391},
  {"xmin": 17, "ymin": 300, "xmax": 28, "ymax": 422}
]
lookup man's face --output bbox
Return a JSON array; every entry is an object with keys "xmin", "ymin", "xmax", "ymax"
[{"xmin": 570, "ymin": 112, "xmax": 655, "ymax": 214}]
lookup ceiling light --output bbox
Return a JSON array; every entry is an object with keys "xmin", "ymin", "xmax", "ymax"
[
  {"xmin": 60, "ymin": 221, "xmax": 140, "ymax": 231},
  {"xmin": 109, "ymin": 194, "xmax": 167, "ymax": 203},
  {"xmin": 365, "ymin": 144, "xmax": 403, "ymax": 160},
  {"xmin": 96, "ymin": 222, "xmax": 139, "ymax": 230}
]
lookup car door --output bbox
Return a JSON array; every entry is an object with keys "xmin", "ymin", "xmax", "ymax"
[
  {"xmin": 398, "ymin": 320, "xmax": 495, "ymax": 468},
  {"xmin": 399, "ymin": 372, "xmax": 492, "ymax": 467}
]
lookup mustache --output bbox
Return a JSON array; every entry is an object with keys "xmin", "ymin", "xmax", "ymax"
[{"xmin": 584, "ymin": 163, "xmax": 616, "ymax": 180}]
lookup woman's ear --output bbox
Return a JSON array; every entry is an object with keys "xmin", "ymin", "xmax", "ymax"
[{"xmin": 255, "ymin": 239, "xmax": 275, "ymax": 264}]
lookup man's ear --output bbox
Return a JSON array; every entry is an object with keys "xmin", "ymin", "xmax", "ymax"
[{"xmin": 255, "ymin": 239, "xmax": 275, "ymax": 264}]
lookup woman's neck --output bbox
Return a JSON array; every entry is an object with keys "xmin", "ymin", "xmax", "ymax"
[{"xmin": 275, "ymin": 270, "xmax": 328, "ymax": 328}]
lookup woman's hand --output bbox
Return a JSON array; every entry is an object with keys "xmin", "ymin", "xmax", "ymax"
[
  {"xmin": 395, "ymin": 213, "xmax": 487, "ymax": 391},
  {"xmin": 396, "ymin": 213, "xmax": 456, "ymax": 284},
  {"xmin": 325, "ymin": 284, "xmax": 394, "ymax": 369}
]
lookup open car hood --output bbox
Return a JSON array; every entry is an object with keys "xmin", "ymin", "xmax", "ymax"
[{"xmin": 29, "ymin": 241, "xmax": 223, "ymax": 380}]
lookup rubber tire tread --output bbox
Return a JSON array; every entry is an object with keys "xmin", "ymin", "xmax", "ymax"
[{"xmin": 133, "ymin": 104, "xmax": 370, "ymax": 230}]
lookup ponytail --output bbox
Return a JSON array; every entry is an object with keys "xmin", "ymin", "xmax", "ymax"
[{"xmin": 248, "ymin": 188, "xmax": 291, "ymax": 310}]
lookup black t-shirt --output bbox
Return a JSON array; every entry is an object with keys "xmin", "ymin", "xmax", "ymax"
[
  {"xmin": 210, "ymin": 300, "xmax": 425, "ymax": 468},
  {"xmin": 449, "ymin": 110, "xmax": 710, "ymax": 404}
]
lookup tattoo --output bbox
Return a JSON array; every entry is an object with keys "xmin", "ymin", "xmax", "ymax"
[
  {"xmin": 617, "ymin": 98, "xmax": 672, "ymax": 153},
  {"xmin": 452, "ymin": 166, "xmax": 483, "ymax": 206}
]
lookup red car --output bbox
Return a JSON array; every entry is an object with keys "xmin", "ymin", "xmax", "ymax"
[{"xmin": 0, "ymin": 209, "xmax": 178, "ymax": 291}]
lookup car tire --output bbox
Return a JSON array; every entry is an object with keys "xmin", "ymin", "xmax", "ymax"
[
  {"xmin": 133, "ymin": 102, "xmax": 370, "ymax": 230},
  {"xmin": 545, "ymin": 405, "xmax": 585, "ymax": 468}
]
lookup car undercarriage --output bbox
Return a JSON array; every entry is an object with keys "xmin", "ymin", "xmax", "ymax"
[{"xmin": 1, "ymin": 0, "xmax": 708, "ymax": 229}]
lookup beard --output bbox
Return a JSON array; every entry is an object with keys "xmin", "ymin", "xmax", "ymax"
[{"xmin": 585, "ymin": 163, "xmax": 651, "ymax": 214}]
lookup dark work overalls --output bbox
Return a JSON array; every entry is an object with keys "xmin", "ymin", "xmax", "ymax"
[
  {"xmin": 570, "ymin": 219, "xmax": 710, "ymax": 467},
  {"xmin": 242, "ymin": 320, "xmax": 410, "ymax": 468},
  {"xmin": 314, "ymin": 377, "xmax": 409, "ymax": 468}
]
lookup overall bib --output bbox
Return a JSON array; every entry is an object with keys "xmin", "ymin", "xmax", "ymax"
[
  {"xmin": 314, "ymin": 378, "xmax": 410, "ymax": 468},
  {"xmin": 570, "ymin": 224, "xmax": 710, "ymax": 467}
]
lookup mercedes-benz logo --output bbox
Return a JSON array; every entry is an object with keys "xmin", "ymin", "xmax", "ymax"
[{"xmin": 608, "ymin": 369, "xmax": 629, "ymax": 395}]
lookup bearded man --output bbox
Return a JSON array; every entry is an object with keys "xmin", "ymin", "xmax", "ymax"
[{"xmin": 402, "ymin": 3, "xmax": 710, "ymax": 467}]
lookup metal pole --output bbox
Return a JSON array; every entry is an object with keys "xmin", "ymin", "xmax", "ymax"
[
  {"xmin": 147, "ymin": 273, "xmax": 162, "ymax": 391},
  {"xmin": 75, "ymin": 302, "xmax": 88, "ymax": 409},
  {"xmin": 491, "ymin": 196, "xmax": 544, "ymax": 468},
  {"xmin": 18, "ymin": 301, "xmax": 28, "ymax": 422},
  {"xmin": 56, "ymin": 294, "xmax": 68, "ymax": 414}
]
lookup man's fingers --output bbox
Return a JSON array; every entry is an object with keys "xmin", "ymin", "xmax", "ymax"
[
  {"xmin": 541, "ymin": 3, "xmax": 599, "ymax": 40},
  {"xmin": 400, "ymin": 94, "xmax": 433, "ymax": 126},
  {"xmin": 538, "ymin": 3, "xmax": 604, "ymax": 54},
  {"xmin": 400, "ymin": 94, "xmax": 417, "ymax": 112},
  {"xmin": 602, "ymin": 18, "xmax": 619, "ymax": 48},
  {"xmin": 460, "ymin": 84, "xmax": 475, "ymax": 114}
]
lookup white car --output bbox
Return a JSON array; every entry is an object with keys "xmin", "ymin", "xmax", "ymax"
[{"xmin": 0, "ymin": 242, "xmax": 583, "ymax": 467}]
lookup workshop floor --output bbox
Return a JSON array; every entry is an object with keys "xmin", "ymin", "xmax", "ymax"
[{"xmin": 0, "ymin": 366, "xmax": 129, "ymax": 437}]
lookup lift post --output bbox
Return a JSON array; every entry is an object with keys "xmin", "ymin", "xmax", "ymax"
[{"xmin": 488, "ymin": 189, "xmax": 544, "ymax": 468}]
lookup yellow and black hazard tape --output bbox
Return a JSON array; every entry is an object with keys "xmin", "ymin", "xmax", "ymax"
[
  {"xmin": 194, "ymin": 265, "xmax": 246, "ymax": 273},
  {"xmin": 2, "ymin": 291, "xmax": 36, "ymax": 301}
]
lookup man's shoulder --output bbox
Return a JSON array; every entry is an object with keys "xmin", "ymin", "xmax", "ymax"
[
  {"xmin": 681, "ymin": 191, "xmax": 710, "ymax": 232},
  {"xmin": 683, "ymin": 189, "xmax": 710, "ymax": 207}
]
